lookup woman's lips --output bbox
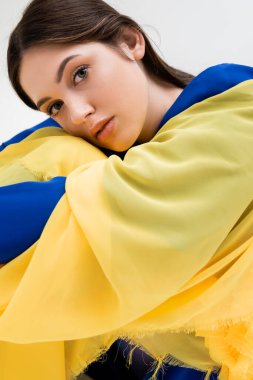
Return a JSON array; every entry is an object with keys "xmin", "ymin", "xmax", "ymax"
[{"xmin": 96, "ymin": 117, "xmax": 115, "ymax": 142}]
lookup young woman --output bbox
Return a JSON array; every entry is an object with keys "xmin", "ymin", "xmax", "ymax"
[{"xmin": 1, "ymin": 1, "xmax": 253, "ymax": 380}]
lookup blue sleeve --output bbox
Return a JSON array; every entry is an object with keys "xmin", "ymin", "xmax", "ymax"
[
  {"xmin": 0, "ymin": 177, "xmax": 66, "ymax": 263},
  {"xmin": 158, "ymin": 63, "xmax": 253, "ymax": 128},
  {"xmin": 0, "ymin": 117, "xmax": 60, "ymax": 152}
]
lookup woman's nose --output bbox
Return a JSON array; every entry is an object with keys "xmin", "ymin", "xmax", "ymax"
[{"xmin": 68, "ymin": 99, "xmax": 95, "ymax": 125}]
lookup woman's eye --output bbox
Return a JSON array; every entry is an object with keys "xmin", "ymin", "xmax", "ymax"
[
  {"xmin": 73, "ymin": 65, "xmax": 88, "ymax": 85},
  {"xmin": 47, "ymin": 101, "xmax": 63, "ymax": 116}
]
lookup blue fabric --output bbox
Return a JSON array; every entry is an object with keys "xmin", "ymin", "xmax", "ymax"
[
  {"xmin": 86, "ymin": 338, "xmax": 219, "ymax": 379},
  {"xmin": 158, "ymin": 62, "xmax": 253, "ymax": 129},
  {"xmin": 0, "ymin": 177, "xmax": 66, "ymax": 262},
  {"xmin": 0, "ymin": 117, "xmax": 60, "ymax": 152},
  {"xmin": 143, "ymin": 366, "xmax": 218, "ymax": 380}
]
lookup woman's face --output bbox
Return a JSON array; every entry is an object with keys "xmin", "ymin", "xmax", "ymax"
[{"xmin": 20, "ymin": 39, "xmax": 152, "ymax": 152}]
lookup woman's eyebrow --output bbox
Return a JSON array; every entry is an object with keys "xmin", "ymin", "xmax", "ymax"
[
  {"xmin": 36, "ymin": 54, "xmax": 81, "ymax": 109},
  {"xmin": 37, "ymin": 96, "xmax": 52, "ymax": 110},
  {"xmin": 56, "ymin": 54, "xmax": 80, "ymax": 82}
]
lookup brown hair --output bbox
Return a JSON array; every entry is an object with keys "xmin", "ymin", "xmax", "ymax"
[{"xmin": 7, "ymin": 0, "xmax": 194, "ymax": 110}]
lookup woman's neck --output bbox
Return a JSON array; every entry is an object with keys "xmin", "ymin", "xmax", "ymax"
[{"xmin": 138, "ymin": 76, "xmax": 183, "ymax": 143}]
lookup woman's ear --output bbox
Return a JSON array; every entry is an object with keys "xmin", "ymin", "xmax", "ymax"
[{"xmin": 119, "ymin": 27, "xmax": 145, "ymax": 61}]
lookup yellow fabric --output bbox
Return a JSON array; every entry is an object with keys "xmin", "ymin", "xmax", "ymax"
[
  {"xmin": 0, "ymin": 128, "xmax": 106, "ymax": 380},
  {"xmin": 0, "ymin": 126, "xmax": 105, "ymax": 184},
  {"xmin": 0, "ymin": 80, "xmax": 253, "ymax": 380}
]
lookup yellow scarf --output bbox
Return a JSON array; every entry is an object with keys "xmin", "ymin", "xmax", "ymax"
[{"xmin": 0, "ymin": 80, "xmax": 253, "ymax": 380}]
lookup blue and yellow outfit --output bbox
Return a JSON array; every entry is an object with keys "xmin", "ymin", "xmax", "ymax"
[{"xmin": 0, "ymin": 63, "xmax": 253, "ymax": 380}]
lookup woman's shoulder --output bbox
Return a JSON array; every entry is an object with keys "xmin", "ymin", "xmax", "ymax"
[
  {"xmin": 196, "ymin": 62, "xmax": 253, "ymax": 88},
  {"xmin": 158, "ymin": 62, "xmax": 253, "ymax": 128}
]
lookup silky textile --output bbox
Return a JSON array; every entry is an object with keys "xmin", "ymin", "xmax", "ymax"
[
  {"xmin": 1, "ymin": 63, "xmax": 253, "ymax": 263},
  {"xmin": 0, "ymin": 66, "xmax": 253, "ymax": 380}
]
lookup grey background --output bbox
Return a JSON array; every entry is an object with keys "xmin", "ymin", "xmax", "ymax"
[{"xmin": 1, "ymin": 0, "xmax": 252, "ymax": 141}]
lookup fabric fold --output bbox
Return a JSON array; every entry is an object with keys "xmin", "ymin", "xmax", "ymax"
[{"xmin": 0, "ymin": 80, "xmax": 253, "ymax": 379}]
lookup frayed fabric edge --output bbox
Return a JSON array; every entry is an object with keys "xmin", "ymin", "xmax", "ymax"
[
  {"xmin": 129, "ymin": 352, "xmax": 220, "ymax": 380},
  {"xmin": 69, "ymin": 334, "xmax": 220, "ymax": 380},
  {"xmin": 69, "ymin": 345, "xmax": 110, "ymax": 380},
  {"xmin": 67, "ymin": 310, "xmax": 253, "ymax": 380}
]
